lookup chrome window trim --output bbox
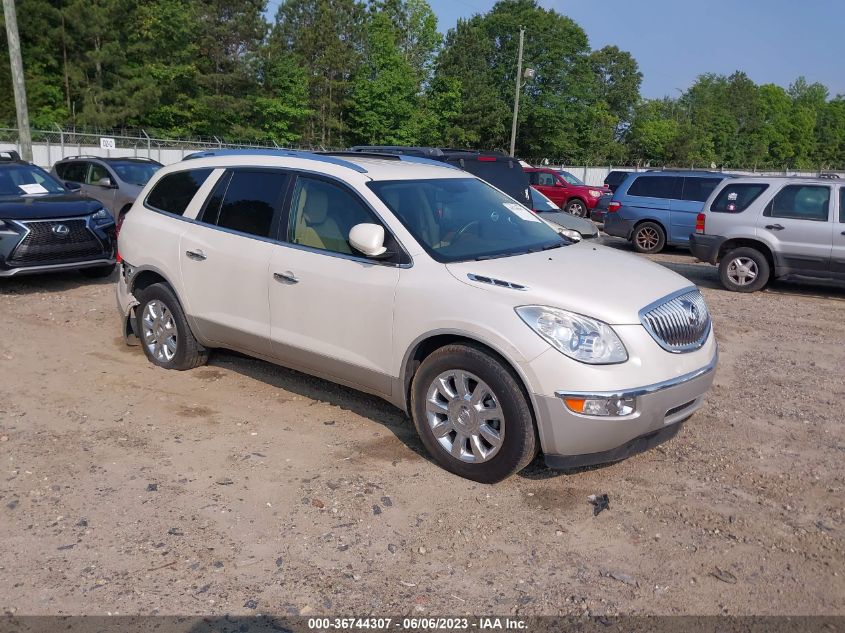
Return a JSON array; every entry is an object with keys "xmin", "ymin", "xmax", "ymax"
[
  {"xmin": 638, "ymin": 286, "xmax": 712, "ymax": 354},
  {"xmin": 556, "ymin": 349, "xmax": 718, "ymax": 401}
]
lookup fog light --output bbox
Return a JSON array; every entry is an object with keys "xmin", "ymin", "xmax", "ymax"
[{"xmin": 563, "ymin": 395, "xmax": 636, "ymax": 417}]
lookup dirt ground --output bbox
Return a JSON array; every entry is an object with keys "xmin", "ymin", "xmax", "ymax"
[{"xmin": 1, "ymin": 238, "xmax": 843, "ymax": 618}]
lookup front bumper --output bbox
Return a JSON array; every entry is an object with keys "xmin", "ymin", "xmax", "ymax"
[
  {"xmin": 689, "ymin": 233, "xmax": 725, "ymax": 264},
  {"xmin": 0, "ymin": 257, "xmax": 115, "ymax": 277},
  {"xmin": 602, "ymin": 212, "xmax": 633, "ymax": 239},
  {"xmin": 535, "ymin": 350, "xmax": 717, "ymax": 469}
]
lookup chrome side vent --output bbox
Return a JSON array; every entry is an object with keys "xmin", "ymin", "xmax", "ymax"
[{"xmin": 467, "ymin": 273, "xmax": 527, "ymax": 291}]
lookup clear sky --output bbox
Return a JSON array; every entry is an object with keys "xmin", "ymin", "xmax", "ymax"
[{"xmin": 426, "ymin": 0, "xmax": 845, "ymax": 99}]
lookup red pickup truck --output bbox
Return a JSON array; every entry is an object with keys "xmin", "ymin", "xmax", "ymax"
[{"xmin": 524, "ymin": 167, "xmax": 610, "ymax": 218}]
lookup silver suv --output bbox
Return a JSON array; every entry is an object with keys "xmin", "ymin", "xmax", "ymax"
[
  {"xmin": 690, "ymin": 177, "xmax": 845, "ymax": 292},
  {"xmin": 52, "ymin": 156, "xmax": 162, "ymax": 219}
]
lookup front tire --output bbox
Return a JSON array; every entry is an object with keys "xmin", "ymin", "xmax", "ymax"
[
  {"xmin": 410, "ymin": 344, "xmax": 537, "ymax": 483},
  {"xmin": 565, "ymin": 199, "xmax": 588, "ymax": 217},
  {"xmin": 632, "ymin": 221, "xmax": 666, "ymax": 253},
  {"xmin": 719, "ymin": 247, "xmax": 770, "ymax": 292},
  {"xmin": 135, "ymin": 282, "xmax": 208, "ymax": 370}
]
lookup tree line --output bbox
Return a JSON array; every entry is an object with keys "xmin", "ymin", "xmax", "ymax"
[{"xmin": 1, "ymin": 0, "xmax": 843, "ymax": 168}]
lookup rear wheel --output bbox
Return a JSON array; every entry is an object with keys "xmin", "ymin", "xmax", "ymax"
[
  {"xmin": 410, "ymin": 344, "xmax": 537, "ymax": 483},
  {"xmin": 565, "ymin": 199, "xmax": 588, "ymax": 217},
  {"xmin": 719, "ymin": 247, "xmax": 770, "ymax": 292},
  {"xmin": 632, "ymin": 221, "xmax": 666, "ymax": 253},
  {"xmin": 135, "ymin": 282, "xmax": 208, "ymax": 370}
]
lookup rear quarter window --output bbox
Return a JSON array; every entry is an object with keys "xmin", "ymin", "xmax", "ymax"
[
  {"xmin": 146, "ymin": 169, "xmax": 213, "ymax": 216},
  {"xmin": 681, "ymin": 177, "xmax": 723, "ymax": 202},
  {"xmin": 626, "ymin": 176, "xmax": 677, "ymax": 199},
  {"xmin": 710, "ymin": 183, "xmax": 769, "ymax": 213}
]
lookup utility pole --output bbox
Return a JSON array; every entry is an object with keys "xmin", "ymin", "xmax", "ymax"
[
  {"xmin": 2, "ymin": 0, "xmax": 32, "ymax": 161},
  {"xmin": 509, "ymin": 27, "xmax": 525, "ymax": 158}
]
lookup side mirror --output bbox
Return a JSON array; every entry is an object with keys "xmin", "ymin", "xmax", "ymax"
[
  {"xmin": 65, "ymin": 181, "xmax": 82, "ymax": 192},
  {"xmin": 97, "ymin": 177, "xmax": 115, "ymax": 188},
  {"xmin": 556, "ymin": 180, "xmax": 566, "ymax": 187},
  {"xmin": 349, "ymin": 223, "xmax": 388, "ymax": 258}
]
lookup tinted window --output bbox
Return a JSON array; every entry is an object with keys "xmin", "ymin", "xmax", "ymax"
[
  {"xmin": 111, "ymin": 162, "xmax": 160, "ymax": 186},
  {"xmin": 203, "ymin": 170, "xmax": 287, "ymax": 238},
  {"xmin": 627, "ymin": 176, "xmax": 677, "ymax": 199},
  {"xmin": 768, "ymin": 185, "xmax": 830, "ymax": 221},
  {"xmin": 448, "ymin": 158, "xmax": 531, "ymax": 207},
  {"xmin": 56, "ymin": 161, "xmax": 88, "ymax": 182},
  {"xmin": 681, "ymin": 177, "xmax": 722, "ymax": 202},
  {"xmin": 537, "ymin": 172, "xmax": 556, "ymax": 186},
  {"xmin": 527, "ymin": 172, "xmax": 540, "ymax": 186},
  {"xmin": 710, "ymin": 183, "xmax": 769, "ymax": 213},
  {"xmin": 604, "ymin": 171, "xmax": 629, "ymax": 189},
  {"xmin": 288, "ymin": 176, "xmax": 380, "ymax": 255},
  {"xmin": 146, "ymin": 169, "xmax": 212, "ymax": 216},
  {"xmin": 87, "ymin": 163, "xmax": 110, "ymax": 184}
]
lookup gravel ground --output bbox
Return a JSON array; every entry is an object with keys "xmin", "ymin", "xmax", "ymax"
[{"xmin": 1, "ymin": 238, "xmax": 843, "ymax": 617}]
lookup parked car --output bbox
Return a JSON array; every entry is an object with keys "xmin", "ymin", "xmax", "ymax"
[
  {"xmin": 117, "ymin": 150, "xmax": 717, "ymax": 482},
  {"xmin": 524, "ymin": 167, "xmax": 610, "ymax": 218},
  {"xmin": 603, "ymin": 171, "xmax": 730, "ymax": 253},
  {"xmin": 0, "ymin": 151, "xmax": 116, "ymax": 278},
  {"xmin": 528, "ymin": 188, "xmax": 599, "ymax": 240},
  {"xmin": 603, "ymin": 170, "xmax": 632, "ymax": 193},
  {"xmin": 690, "ymin": 177, "xmax": 844, "ymax": 292},
  {"xmin": 52, "ymin": 156, "xmax": 162, "ymax": 219}
]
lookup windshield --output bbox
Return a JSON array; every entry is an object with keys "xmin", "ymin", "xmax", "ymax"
[
  {"xmin": 558, "ymin": 171, "xmax": 584, "ymax": 186},
  {"xmin": 0, "ymin": 164, "xmax": 67, "ymax": 196},
  {"xmin": 368, "ymin": 178, "xmax": 566, "ymax": 263},
  {"xmin": 111, "ymin": 162, "xmax": 161, "ymax": 186},
  {"xmin": 530, "ymin": 188, "xmax": 559, "ymax": 212}
]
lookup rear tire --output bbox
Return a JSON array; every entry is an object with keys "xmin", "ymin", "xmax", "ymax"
[
  {"xmin": 719, "ymin": 247, "xmax": 770, "ymax": 292},
  {"xmin": 565, "ymin": 199, "xmax": 588, "ymax": 217},
  {"xmin": 135, "ymin": 282, "xmax": 208, "ymax": 370},
  {"xmin": 410, "ymin": 344, "xmax": 537, "ymax": 483},
  {"xmin": 79, "ymin": 263, "xmax": 116, "ymax": 278},
  {"xmin": 632, "ymin": 221, "xmax": 666, "ymax": 254}
]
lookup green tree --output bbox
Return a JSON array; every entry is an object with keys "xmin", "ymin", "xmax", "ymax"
[{"xmin": 589, "ymin": 45, "xmax": 642, "ymax": 134}]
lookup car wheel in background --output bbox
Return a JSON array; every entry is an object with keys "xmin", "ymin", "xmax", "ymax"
[
  {"xmin": 565, "ymin": 199, "xmax": 587, "ymax": 217},
  {"xmin": 410, "ymin": 344, "xmax": 537, "ymax": 483},
  {"xmin": 632, "ymin": 221, "xmax": 666, "ymax": 254},
  {"xmin": 79, "ymin": 263, "xmax": 116, "ymax": 278},
  {"xmin": 135, "ymin": 282, "xmax": 208, "ymax": 370},
  {"xmin": 719, "ymin": 247, "xmax": 770, "ymax": 293}
]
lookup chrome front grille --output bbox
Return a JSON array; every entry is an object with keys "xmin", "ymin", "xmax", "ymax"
[{"xmin": 640, "ymin": 288, "xmax": 711, "ymax": 353}]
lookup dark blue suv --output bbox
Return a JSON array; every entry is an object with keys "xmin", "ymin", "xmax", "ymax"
[
  {"xmin": 603, "ymin": 171, "xmax": 729, "ymax": 253},
  {"xmin": 0, "ymin": 151, "xmax": 116, "ymax": 278}
]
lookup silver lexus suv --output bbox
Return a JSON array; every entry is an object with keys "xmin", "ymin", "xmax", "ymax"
[
  {"xmin": 690, "ymin": 177, "xmax": 845, "ymax": 292},
  {"xmin": 117, "ymin": 149, "xmax": 717, "ymax": 482}
]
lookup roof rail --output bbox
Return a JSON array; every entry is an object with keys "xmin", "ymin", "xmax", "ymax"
[
  {"xmin": 181, "ymin": 148, "xmax": 369, "ymax": 174},
  {"xmin": 317, "ymin": 150, "xmax": 402, "ymax": 161},
  {"xmin": 0, "ymin": 150, "xmax": 22, "ymax": 162}
]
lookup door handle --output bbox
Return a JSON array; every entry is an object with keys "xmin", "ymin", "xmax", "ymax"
[
  {"xmin": 185, "ymin": 249, "xmax": 207, "ymax": 261},
  {"xmin": 841, "ymin": 231, "xmax": 845, "ymax": 236},
  {"xmin": 765, "ymin": 224, "xmax": 785, "ymax": 231},
  {"xmin": 273, "ymin": 271, "xmax": 299, "ymax": 284}
]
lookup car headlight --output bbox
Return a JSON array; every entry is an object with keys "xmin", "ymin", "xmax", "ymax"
[
  {"xmin": 516, "ymin": 306, "xmax": 628, "ymax": 364},
  {"xmin": 588, "ymin": 189, "xmax": 603, "ymax": 198},
  {"xmin": 91, "ymin": 208, "xmax": 112, "ymax": 223},
  {"xmin": 558, "ymin": 228, "xmax": 582, "ymax": 242}
]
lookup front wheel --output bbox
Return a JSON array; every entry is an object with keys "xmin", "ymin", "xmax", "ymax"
[
  {"xmin": 632, "ymin": 221, "xmax": 666, "ymax": 253},
  {"xmin": 135, "ymin": 282, "xmax": 208, "ymax": 370},
  {"xmin": 719, "ymin": 247, "xmax": 770, "ymax": 292},
  {"xmin": 565, "ymin": 199, "xmax": 588, "ymax": 217},
  {"xmin": 410, "ymin": 344, "xmax": 537, "ymax": 483}
]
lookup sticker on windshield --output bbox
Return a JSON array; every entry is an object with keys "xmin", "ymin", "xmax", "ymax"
[
  {"xmin": 18, "ymin": 183, "xmax": 48, "ymax": 195},
  {"xmin": 504, "ymin": 202, "xmax": 539, "ymax": 221}
]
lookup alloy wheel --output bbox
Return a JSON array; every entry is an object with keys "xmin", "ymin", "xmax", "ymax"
[
  {"xmin": 425, "ymin": 370, "xmax": 505, "ymax": 464},
  {"xmin": 727, "ymin": 256, "xmax": 758, "ymax": 286},
  {"xmin": 141, "ymin": 300, "xmax": 178, "ymax": 363},
  {"xmin": 636, "ymin": 227, "xmax": 660, "ymax": 251}
]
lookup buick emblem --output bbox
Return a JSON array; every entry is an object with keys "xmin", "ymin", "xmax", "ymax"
[
  {"xmin": 681, "ymin": 299, "xmax": 699, "ymax": 325},
  {"xmin": 52, "ymin": 224, "xmax": 70, "ymax": 238}
]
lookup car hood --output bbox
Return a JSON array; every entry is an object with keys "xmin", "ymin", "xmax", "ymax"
[
  {"xmin": 445, "ymin": 243, "xmax": 692, "ymax": 325},
  {"xmin": 0, "ymin": 193, "xmax": 102, "ymax": 220},
  {"xmin": 537, "ymin": 212, "xmax": 598, "ymax": 236}
]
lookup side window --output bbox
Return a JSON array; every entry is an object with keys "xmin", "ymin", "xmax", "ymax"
[
  {"xmin": 202, "ymin": 170, "xmax": 287, "ymax": 239},
  {"xmin": 627, "ymin": 176, "xmax": 677, "ymax": 199},
  {"xmin": 57, "ymin": 161, "xmax": 87, "ymax": 182},
  {"xmin": 288, "ymin": 176, "xmax": 382, "ymax": 255},
  {"xmin": 681, "ymin": 177, "xmax": 722, "ymax": 202},
  {"xmin": 710, "ymin": 183, "xmax": 769, "ymax": 213},
  {"xmin": 146, "ymin": 168, "xmax": 213, "ymax": 216},
  {"xmin": 767, "ymin": 185, "xmax": 830, "ymax": 222},
  {"xmin": 87, "ymin": 163, "xmax": 110, "ymax": 185},
  {"xmin": 527, "ymin": 172, "xmax": 539, "ymax": 186},
  {"xmin": 538, "ymin": 172, "xmax": 556, "ymax": 186}
]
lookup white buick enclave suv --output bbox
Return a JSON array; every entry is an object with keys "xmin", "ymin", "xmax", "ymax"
[{"xmin": 116, "ymin": 150, "xmax": 717, "ymax": 482}]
